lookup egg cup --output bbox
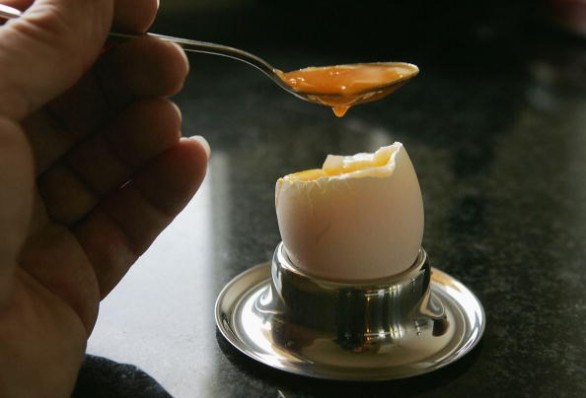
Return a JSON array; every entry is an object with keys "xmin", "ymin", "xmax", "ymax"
[{"xmin": 215, "ymin": 242, "xmax": 485, "ymax": 380}]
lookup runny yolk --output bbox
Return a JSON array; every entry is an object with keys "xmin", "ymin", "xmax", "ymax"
[
  {"xmin": 282, "ymin": 151, "xmax": 391, "ymax": 182},
  {"xmin": 279, "ymin": 63, "xmax": 417, "ymax": 117}
]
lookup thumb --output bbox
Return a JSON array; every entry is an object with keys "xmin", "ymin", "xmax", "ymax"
[{"xmin": 0, "ymin": 0, "xmax": 114, "ymax": 120}]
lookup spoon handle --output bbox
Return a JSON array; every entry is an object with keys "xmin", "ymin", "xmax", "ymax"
[
  {"xmin": 0, "ymin": 3, "xmax": 19, "ymax": 19},
  {"xmin": 0, "ymin": 4, "xmax": 280, "ymax": 81},
  {"xmin": 110, "ymin": 32, "xmax": 279, "ymax": 79}
]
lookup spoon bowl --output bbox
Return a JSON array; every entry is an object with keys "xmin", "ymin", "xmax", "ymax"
[{"xmin": 276, "ymin": 62, "xmax": 418, "ymax": 116}]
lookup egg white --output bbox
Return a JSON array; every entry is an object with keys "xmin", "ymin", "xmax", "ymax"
[{"xmin": 275, "ymin": 142, "xmax": 424, "ymax": 281}]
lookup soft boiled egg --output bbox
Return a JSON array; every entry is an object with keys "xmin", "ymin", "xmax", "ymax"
[{"xmin": 275, "ymin": 142, "xmax": 424, "ymax": 281}]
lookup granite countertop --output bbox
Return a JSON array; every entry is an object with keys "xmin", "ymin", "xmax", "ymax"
[{"xmin": 75, "ymin": 4, "xmax": 586, "ymax": 397}]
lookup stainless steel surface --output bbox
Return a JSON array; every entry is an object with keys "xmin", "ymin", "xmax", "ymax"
[
  {"xmin": 269, "ymin": 244, "xmax": 446, "ymax": 338},
  {"xmin": 215, "ymin": 243, "xmax": 486, "ymax": 380},
  {"xmin": 0, "ymin": 3, "xmax": 18, "ymax": 19},
  {"xmin": 0, "ymin": 5, "xmax": 417, "ymax": 110}
]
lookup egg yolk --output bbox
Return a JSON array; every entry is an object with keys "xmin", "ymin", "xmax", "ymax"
[
  {"xmin": 281, "ymin": 65, "xmax": 403, "ymax": 96},
  {"xmin": 281, "ymin": 149, "xmax": 392, "ymax": 182},
  {"xmin": 278, "ymin": 63, "xmax": 417, "ymax": 117}
]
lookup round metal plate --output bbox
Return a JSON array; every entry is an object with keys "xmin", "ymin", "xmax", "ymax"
[{"xmin": 215, "ymin": 262, "xmax": 485, "ymax": 381}]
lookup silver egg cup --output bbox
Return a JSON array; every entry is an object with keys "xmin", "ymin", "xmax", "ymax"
[{"xmin": 215, "ymin": 242, "xmax": 485, "ymax": 380}]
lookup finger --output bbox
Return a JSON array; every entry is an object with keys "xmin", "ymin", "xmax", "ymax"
[
  {"xmin": 73, "ymin": 138, "xmax": 209, "ymax": 297},
  {"xmin": 0, "ymin": 0, "xmax": 113, "ymax": 119},
  {"xmin": 1, "ymin": 0, "xmax": 160, "ymax": 34},
  {"xmin": 46, "ymin": 36, "xmax": 189, "ymax": 134},
  {"xmin": 113, "ymin": 0, "xmax": 159, "ymax": 33},
  {"xmin": 24, "ymin": 33, "xmax": 188, "ymax": 175},
  {"xmin": 23, "ymin": 109, "xmax": 76, "ymax": 174},
  {"xmin": 23, "ymin": 72, "xmax": 108, "ymax": 174},
  {"xmin": 38, "ymin": 98, "xmax": 182, "ymax": 225},
  {"xmin": 0, "ymin": 117, "xmax": 34, "ymax": 299},
  {"xmin": 97, "ymin": 35, "xmax": 189, "ymax": 110}
]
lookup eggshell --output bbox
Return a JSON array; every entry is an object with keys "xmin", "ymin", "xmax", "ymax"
[{"xmin": 275, "ymin": 143, "xmax": 423, "ymax": 281}]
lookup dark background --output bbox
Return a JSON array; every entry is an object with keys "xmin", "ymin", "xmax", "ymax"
[{"xmin": 152, "ymin": 0, "xmax": 545, "ymax": 66}]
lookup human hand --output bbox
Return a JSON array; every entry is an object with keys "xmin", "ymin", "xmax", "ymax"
[{"xmin": 0, "ymin": 1, "xmax": 209, "ymax": 396}]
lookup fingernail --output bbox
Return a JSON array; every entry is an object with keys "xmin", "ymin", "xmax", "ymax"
[{"xmin": 190, "ymin": 135, "xmax": 211, "ymax": 160}]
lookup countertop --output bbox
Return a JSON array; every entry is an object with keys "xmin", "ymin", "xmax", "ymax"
[{"xmin": 74, "ymin": 4, "xmax": 586, "ymax": 397}]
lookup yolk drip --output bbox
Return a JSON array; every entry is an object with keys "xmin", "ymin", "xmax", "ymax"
[
  {"xmin": 279, "ymin": 64, "xmax": 416, "ymax": 117},
  {"xmin": 282, "ymin": 151, "xmax": 391, "ymax": 182}
]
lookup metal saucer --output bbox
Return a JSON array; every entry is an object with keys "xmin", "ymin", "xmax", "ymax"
[{"xmin": 215, "ymin": 243, "xmax": 485, "ymax": 381}]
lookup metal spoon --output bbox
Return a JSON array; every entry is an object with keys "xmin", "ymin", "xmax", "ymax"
[{"xmin": 0, "ymin": 3, "xmax": 418, "ymax": 115}]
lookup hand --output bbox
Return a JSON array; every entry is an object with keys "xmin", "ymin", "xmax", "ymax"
[{"xmin": 0, "ymin": 1, "xmax": 209, "ymax": 396}]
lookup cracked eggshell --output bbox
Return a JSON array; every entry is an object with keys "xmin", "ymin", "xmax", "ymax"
[{"xmin": 275, "ymin": 143, "xmax": 424, "ymax": 281}]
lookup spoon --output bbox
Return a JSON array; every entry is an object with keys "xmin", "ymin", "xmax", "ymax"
[{"xmin": 0, "ymin": 3, "xmax": 418, "ymax": 117}]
